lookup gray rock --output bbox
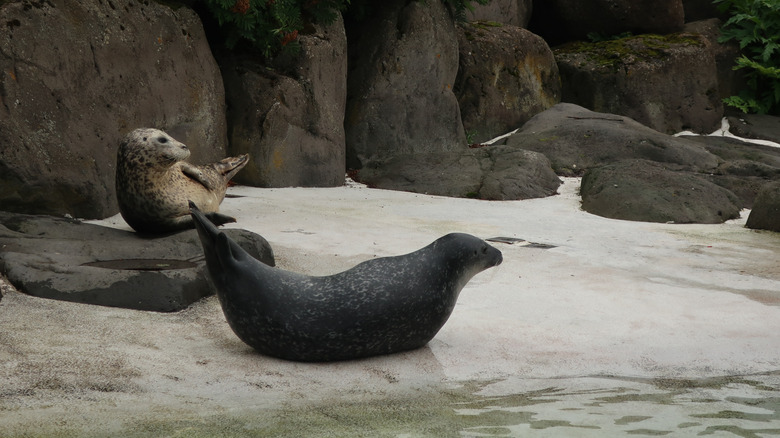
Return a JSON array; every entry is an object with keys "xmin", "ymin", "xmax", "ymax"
[
  {"xmin": 0, "ymin": 211, "xmax": 274, "ymax": 312},
  {"xmin": 554, "ymin": 33, "xmax": 723, "ymax": 134},
  {"xmin": 682, "ymin": 134, "xmax": 780, "ymax": 208},
  {"xmin": 501, "ymin": 103, "xmax": 721, "ymax": 176},
  {"xmin": 354, "ymin": 145, "xmax": 561, "ymax": 200},
  {"xmin": 345, "ymin": 0, "xmax": 465, "ymax": 169},
  {"xmin": 455, "ymin": 22, "xmax": 561, "ymax": 144},
  {"xmin": 464, "ymin": 0, "xmax": 533, "ymax": 28},
  {"xmin": 224, "ymin": 15, "xmax": 347, "ymax": 187},
  {"xmin": 580, "ymin": 159, "xmax": 741, "ymax": 224},
  {"xmin": 0, "ymin": 0, "xmax": 227, "ymax": 219},
  {"xmin": 529, "ymin": 0, "xmax": 685, "ymax": 45},
  {"xmin": 727, "ymin": 114, "xmax": 780, "ymax": 144},
  {"xmin": 746, "ymin": 181, "xmax": 780, "ymax": 232}
]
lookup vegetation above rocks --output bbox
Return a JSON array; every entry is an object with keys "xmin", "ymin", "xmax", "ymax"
[
  {"xmin": 203, "ymin": 0, "xmax": 490, "ymax": 57},
  {"xmin": 715, "ymin": 0, "xmax": 780, "ymax": 115}
]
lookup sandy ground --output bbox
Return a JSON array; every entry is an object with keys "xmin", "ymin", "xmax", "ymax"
[{"xmin": 1, "ymin": 177, "xmax": 779, "ymax": 437}]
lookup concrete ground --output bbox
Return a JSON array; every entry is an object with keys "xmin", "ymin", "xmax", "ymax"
[{"xmin": 1, "ymin": 177, "xmax": 779, "ymax": 437}]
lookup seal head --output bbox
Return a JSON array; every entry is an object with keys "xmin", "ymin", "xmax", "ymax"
[
  {"xmin": 190, "ymin": 202, "xmax": 503, "ymax": 362},
  {"xmin": 116, "ymin": 128, "xmax": 248, "ymax": 233}
]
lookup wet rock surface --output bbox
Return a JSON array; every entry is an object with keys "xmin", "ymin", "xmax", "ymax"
[{"xmin": 0, "ymin": 211, "xmax": 273, "ymax": 312}]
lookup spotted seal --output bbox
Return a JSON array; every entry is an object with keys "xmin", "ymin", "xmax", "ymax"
[
  {"xmin": 189, "ymin": 202, "xmax": 503, "ymax": 362},
  {"xmin": 116, "ymin": 128, "xmax": 249, "ymax": 233}
]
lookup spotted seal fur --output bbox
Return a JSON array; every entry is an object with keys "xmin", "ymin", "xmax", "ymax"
[
  {"xmin": 116, "ymin": 128, "xmax": 248, "ymax": 233},
  {"xmin": 189, "ymin": 202, "xmax": 503, "ymax": 362}
]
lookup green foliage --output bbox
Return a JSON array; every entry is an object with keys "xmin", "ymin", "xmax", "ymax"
[
  {"xmin": 714, "ymin": 0, "xmax": 780, "ymax": 114},
  {"xmin": 202, "ymin": 0, "xmax": 492, "ymax": 57}
]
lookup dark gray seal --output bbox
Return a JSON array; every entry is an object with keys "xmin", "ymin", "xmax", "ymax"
[
  {"xmin": 116, "ymin": 128, "xmax": 249, "ymax": 234},
  {"xmin": 189, "ymin": 202, "xmax": 503, "ymax": 362}
]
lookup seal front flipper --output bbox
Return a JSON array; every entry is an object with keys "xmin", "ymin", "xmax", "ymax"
[{"xmin": 181, "ymin": 162, "xmax": 216, "ymax": 190}]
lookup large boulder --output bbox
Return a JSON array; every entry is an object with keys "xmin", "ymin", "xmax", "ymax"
[
  {"xmin": 498, "ymin": 103, "xmax": 721, "ymax": 176},
  {"xmin": 465, "ymin": 0, "xmax": 533, "ymax": 28},
  {"xmin": 554, "ymin": 33, "xmax": 723, "ymax": 134},
  {"xmin": 0, "ymin": 0, "xmax": 227, "ymax": 219},
  {"xmin": 529, "ymin": 0, "xmax": 685, "ymax": 46},
  {"xmin": 580, "ymin": 159, "xmax": 741, "ymax": 224},
  {"xmin": 345, "ymin": 0, "xmax": 465, "ymax": 169},
  {"xmin": 354, "ymin": 146, "xmax": 561, "ymax": 200},
  {"xmin": 223, "ymin": 15, "xmax": 347, "ymax": 187},
  {"xmin": 455, "ymin": 22, "xmax": 560, "ymax": 144},
  {"xmin": 0, "ymin": 211, "xmax": 274, "ymax": 312},
  {"xmin": 746, "ymin": 181, "xmax": 780, "ymax": 232}
]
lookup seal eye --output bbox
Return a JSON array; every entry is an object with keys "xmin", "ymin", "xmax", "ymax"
[{"xmin": 158, "ymin": 137, "xmax": 168, "ymax": 144}]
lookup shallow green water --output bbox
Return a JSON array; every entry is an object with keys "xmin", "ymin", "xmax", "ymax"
[{"xmin": 9, "ymin": 373, "xmax": 779, "ymax": 437}]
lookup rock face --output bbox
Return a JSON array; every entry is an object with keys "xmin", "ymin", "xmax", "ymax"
[
  {"xmin": 345, "ymin": 0, "xmax": 465, "ymax": 169},
  {"xmin": 223, "ymin": 16, "xmax": 347, "ymax": 187},
  {"xmin": 498, "ymin": 103, "xmax": 720, "ymax": 176},
  {"xmin": 465, "ymin": 0, "xmax": 533, "ymax": 28},
  {"xmin": 746, "ymin": 181, "xmax": 780, "ymax": 232},
  {"xmin": 455, "ymin": 22, "xmax": 560, "ymax": 144},
  {"xmin": 0, "ymin": 0, "xmax": 227, "ymax": 219},
  {"xmin": 554, "ymin": 34, "xmax": 723, "ymax": 134},
  {"xmin": 529, "ymin": 0, "xmax": 685, "ymax": 45},
  {"xmin": 580, "ymin": 159, "xmax": 741, "ymax": 224},
  {"xmin": 0, "ymin": 211, "xmax": 274, "ymax": 312},
  {"xmin": 354, "ymin": 146, "xmax": 561, "ymax": 200}
]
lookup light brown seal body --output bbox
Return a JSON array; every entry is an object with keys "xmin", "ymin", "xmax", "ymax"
[{"xmin": 116, "ymin": 128, "xmax": 249, "ymax": 233}]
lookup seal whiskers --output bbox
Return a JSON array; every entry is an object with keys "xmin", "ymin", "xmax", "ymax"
[{"xmin": 189, "ymin": 202, "xmax": 503, "ymax": 362}]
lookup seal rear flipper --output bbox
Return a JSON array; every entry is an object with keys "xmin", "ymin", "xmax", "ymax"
[{"xmin": 213, "ymin": 154, "xmax": 250, "ymax": 181}]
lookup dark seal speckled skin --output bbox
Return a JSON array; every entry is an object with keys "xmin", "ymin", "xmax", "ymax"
[
  {"xmin": 189, "ymin": 202, "xmax": 503, "ymax": 362},
  {"xmin": 115, "ymin": 128, "xmax": 249, "ymax": 234}
]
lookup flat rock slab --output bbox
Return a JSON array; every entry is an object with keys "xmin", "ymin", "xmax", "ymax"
[{"xmin": 0, "ymin": 211, "xmax": 274, "ymax": 312}]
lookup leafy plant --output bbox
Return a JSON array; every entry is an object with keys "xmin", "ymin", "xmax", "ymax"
[{"xmin": 714, "ymin": 0, "xmax": 780, "ymax": 115}]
